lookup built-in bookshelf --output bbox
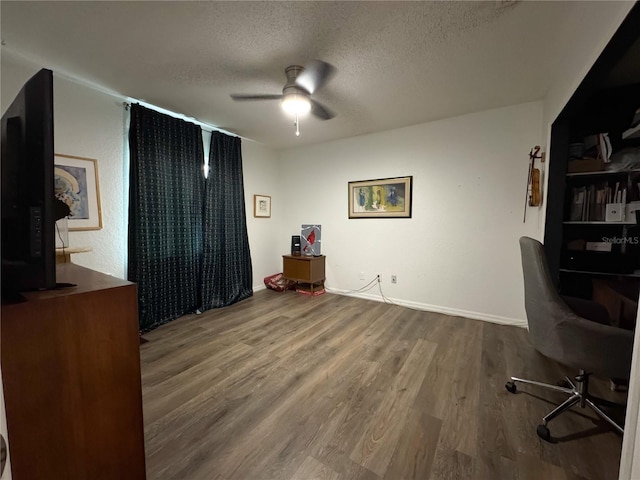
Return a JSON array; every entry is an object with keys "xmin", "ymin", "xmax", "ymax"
[
  {"xmin": 561, "ymin": 166, "xmax": 639, "ymax": 281},
  {"xmin": 543, "ymin": 6, "xmax": 640, "ymax": 325},
  {"xmin": 566, "ymin": 169, "xmax": 639, "ymax": 223}
]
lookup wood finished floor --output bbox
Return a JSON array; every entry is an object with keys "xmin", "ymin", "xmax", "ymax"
[{"xmin": 140, "ymin": 290, "xmax": 626, "ymax": 480}]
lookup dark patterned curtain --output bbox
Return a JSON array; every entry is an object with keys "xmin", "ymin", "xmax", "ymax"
[
  {"xmin": 200, "ymin": 132, "xmax": 253, "ymax": 310},
  {"xmin": 128, "ymin": 104, "xmax": 204, "ymax": 332}
]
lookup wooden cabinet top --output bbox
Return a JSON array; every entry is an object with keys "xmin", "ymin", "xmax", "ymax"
[
  {"xmin": 282, "ymin": 254, "xmax": 325, "ymax": 260},
  {"xmin": 3, "ymin": 263, "xmax": 134, "ymax": 305}
]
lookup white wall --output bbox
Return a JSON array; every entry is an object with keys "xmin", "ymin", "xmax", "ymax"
[
  {"xmin": 279, "ymin": 101, "xmax": 543, "ymax": 325},
  {"xmin": 241, "ymin": 140, "xmax": 283, "ymax": 290}
]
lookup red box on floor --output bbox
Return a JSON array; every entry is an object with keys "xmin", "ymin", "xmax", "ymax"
[{"xmin": 295, "ymin": 285, "xmax": 325, "ymax": 296}]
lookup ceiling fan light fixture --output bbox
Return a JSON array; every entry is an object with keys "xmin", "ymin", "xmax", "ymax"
[{"xmin": 281, "ymin": 93, "xmax": 311, "ymax": 116}]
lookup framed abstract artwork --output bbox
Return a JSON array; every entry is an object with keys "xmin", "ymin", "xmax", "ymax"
[
  {"xmin": 254, "ymin": 194, "xmax": 271, "ymax": 218},
  {"xmin": 348, "ymin": 176, "xmax": 412, "ymax": 218},
  {"xmin": 54, "ymin": 154, "xmax": 102, "ymax": 230},
  {"xmin": 301, "ymin": 224, "xmax": 321, "ymax": 255}
]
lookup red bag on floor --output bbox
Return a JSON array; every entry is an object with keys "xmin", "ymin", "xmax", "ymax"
[{"xmin": 264, "ymin": 273, "xmax": 294, "ymax": 292}]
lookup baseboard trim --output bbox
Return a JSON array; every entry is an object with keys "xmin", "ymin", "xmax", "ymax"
[
  {"xmin": 325, "ymin": 287, "xmax": 526, "ymax": 328},
  {"xmin": 253, "ymin": 284, "xmax": 267, "ymax": 293}
]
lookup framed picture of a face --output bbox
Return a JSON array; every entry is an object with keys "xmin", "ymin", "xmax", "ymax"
[
  {"xmin": 54, "ymin": 154, "xmax": 102, "ymax": 230},
  {"xmin": 254, "ymin": 194, "xmax": 271, "ymax": 218}
]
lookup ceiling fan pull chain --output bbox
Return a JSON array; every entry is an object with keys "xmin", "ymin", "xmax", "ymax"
[{"xmin": 295, "ymin": 114, "xmax": 300, "ymax": 136}]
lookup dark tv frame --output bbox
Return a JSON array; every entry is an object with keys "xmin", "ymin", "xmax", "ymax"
[{"xmin": 1, "ymin": 68, "xmax": 56, "ymax": 293}]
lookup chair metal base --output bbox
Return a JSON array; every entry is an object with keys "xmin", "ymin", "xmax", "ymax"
[{"xmin": 505, "ymin": 370, "xmax": 624, "ymax": 441}]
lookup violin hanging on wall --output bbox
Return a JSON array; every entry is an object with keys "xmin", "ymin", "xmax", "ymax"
[
  {"xmin": 529, "ymin": 166, "xmax": 541, "ymax": 206},
  {"xmin": 523, "ymin": 146, "xmax": 544, "ymax": 222}
]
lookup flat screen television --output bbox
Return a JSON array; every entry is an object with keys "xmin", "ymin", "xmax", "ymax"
[{"xmin": 1, "ymin": 68, "xmax": 57, "ymax": 294}]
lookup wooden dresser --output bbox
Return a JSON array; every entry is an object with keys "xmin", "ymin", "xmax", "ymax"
[{"xmin": 1, "ymin": 263, "xmax": 146, "ymax": 479}]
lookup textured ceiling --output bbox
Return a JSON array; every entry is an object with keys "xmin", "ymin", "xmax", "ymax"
[{"xmin": 0, "ymin": 1, "xmax": 626, "ymax": 149}]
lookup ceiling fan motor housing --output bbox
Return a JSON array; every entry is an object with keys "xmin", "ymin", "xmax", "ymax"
[
  {"xmin": 285, "ymin": 65, "xmax": 305, "ymax": 86},
  {"xmin": 283, "ymin": 65, "xmax": 310, "ymax": 97},
  {"xmin": 282, "ymin": 65, "xmax": 311, "ymax": 115}
]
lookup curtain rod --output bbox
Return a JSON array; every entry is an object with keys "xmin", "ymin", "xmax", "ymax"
[{"xmin": 122, "ymin": 101, "xmax": 245, "ymax": 140}]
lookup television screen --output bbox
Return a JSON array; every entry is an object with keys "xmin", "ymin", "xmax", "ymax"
[{"xmin": 1, "ymin": 68, "xmax": 56, "ymax": 293}]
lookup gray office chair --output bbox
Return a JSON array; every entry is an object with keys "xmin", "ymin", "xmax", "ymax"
[{"xmin": 505, "ymin": 236, "xmax": 634, "ymax": 441}]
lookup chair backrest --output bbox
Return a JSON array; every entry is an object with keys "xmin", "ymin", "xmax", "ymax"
[
  {"xmin": 519, "ymin": 236, "xmax": 577, "ymax": 361},
  {"xmin": 519, "ymin": 236, "xmax": 634, "ymax": 378}
]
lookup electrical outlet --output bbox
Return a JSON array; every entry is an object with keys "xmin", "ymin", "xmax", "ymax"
[
  {"xmin": 391, "ymin": 275, "xmax": 397, "ymax": 284},
  {"xmin": 377, "ymin": 274, "xmax": 381, "ymax": 283}
]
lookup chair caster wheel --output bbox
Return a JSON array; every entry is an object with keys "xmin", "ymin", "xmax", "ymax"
[
  {"xmin": 537, "ymin": 424, "xmax": 551, "ymax": 441},
  {"xmin": 505, "ymin": 381, "xmax": 517, "ymax": 393}
]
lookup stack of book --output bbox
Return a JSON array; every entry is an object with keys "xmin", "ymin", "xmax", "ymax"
[{"xmin": 570, "ymin": 182, "xmax": 626, "ymax": 221}]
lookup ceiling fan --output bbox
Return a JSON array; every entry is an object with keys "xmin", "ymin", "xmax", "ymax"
[{"xmin": 230, "ymin": 60, "xmax": 336, "ymax": 134}]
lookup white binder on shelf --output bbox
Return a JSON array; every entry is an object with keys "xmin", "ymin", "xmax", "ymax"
[{"xmin": 605, "ymin": 203, "xmax": 624, "ymax": 222}]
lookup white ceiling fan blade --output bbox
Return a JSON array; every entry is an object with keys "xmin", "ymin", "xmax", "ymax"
[
  {"xmin": 296, "ymin": 60, "xmax": 335, "ymax": 94},
  {"xmin": 230, "ymin": 94, "xmax": 283, "ymax": 101},
  {"xmin": 310, "ymin": 99, "xmax": 335, "ymax": 120}
]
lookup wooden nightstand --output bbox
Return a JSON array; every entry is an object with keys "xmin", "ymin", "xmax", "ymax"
[{"xmin": 282, "ymin": 254, "xmax": 326, "ymax": 294}]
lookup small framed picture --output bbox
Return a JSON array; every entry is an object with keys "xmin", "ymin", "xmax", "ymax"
[
  {"xmin": 254, "ymin": 194, "xmax": 271, "ymax": 218},
  {"xmin": 54, "ymin": 154, "xmax": 102, "ymax": 230}
]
